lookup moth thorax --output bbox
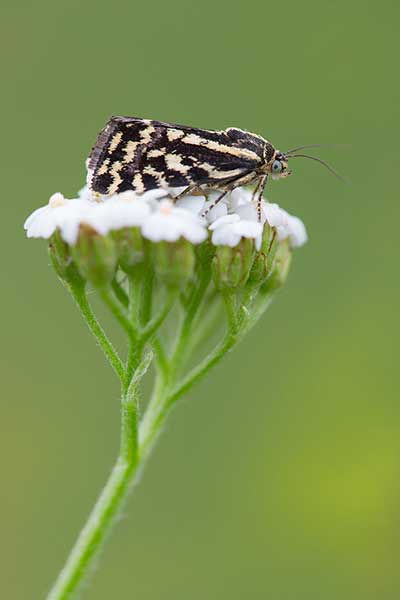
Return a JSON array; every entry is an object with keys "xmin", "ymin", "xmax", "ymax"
[{"xmin": 263, "ymin": 142, "xmax": 275, "ymax": 163}]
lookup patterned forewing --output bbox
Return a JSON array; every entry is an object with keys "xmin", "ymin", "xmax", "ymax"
[{"xmin": 88, "ymin": 117, "xmax": 264, "ymax": 195}]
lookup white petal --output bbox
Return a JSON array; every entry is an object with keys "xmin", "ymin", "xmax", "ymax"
[
  {"xmin": 204, "ymin": 199, "xmax": 228, "ymax": 223},
  {"xmin": 141, "ymin": 201, "xmax": 207, "ymax": 244},
  {"xmin": 81, "ymin": 208, "xmax": 111, "ymax": 236},
  {"xmin": 103, "ymin": 198, "xmax": 152, "ymax": 230},
  {"xmin": 59, "ymin": 220, "xmax": 81, "ymax": 245},
  {"xmin": 143, "ymin": 214, "xmax": 182, "ymax": 242},
  {"xmin": 263, "ymin": 202, "xmax": 289, "ymax": 228},
  {"xmin": 287, "ymin": 215, "xmax": 308, "ymax": 247},
  {"xmin": 228, "ymin": 188, "xmax": 253, "ymax": 211},
  {"xmin": 209, "ymin": 214, "xmax": 240, "ymax": 231},
  {"xmin": 235, "ymin": 203, "xmax": 258, "ymax": 222},
  {"xmin": 26, "ymin": 212, "xmax": 57, "ymax": 239},
  {"xmin": 54, "ymin": 200, "xmax": 97, "ymax": 244},
  {"xmin": 182, "ymin": 222, "xmax": 208, "ymax": 243},
  {"xmin": 171, "ymin": 206, "xmax": 201, "ymax": 223},
  {"xmin": 141, "ymin": 188, "xmax": 169, "ymax": 202},
  {"xmin": 176, "ymin": 195, "xmax": 205, "ymax": 215},
  {"xmin": 24, "ymin": 205, "xmax": 49, "ymax": 230},
  {"xmin": 233, "ymin": 220, "xmax": 263, "ymax": 238},
  {"xmin": 211, "ymin": 225, "xmax": 241, "ymax": 247},
  {"xmin": 276, "ymin": 225, "xmax": 289, "ymax": 242}
]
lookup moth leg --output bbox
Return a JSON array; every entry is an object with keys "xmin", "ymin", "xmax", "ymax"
[
  {"xmin": 251, "ymin": 178, "xmax": 263, "ymax": 203},
  {"xmin": 171, "ymin": 184, "xmax": 207, "ymax": 202},
  {"xmin": 255, "ymin": 175, "xmax": 268, "ymax": 222},
  {"xmin": 201, "ymin": 173, "xmax": 256, "ymax": 218},
  {"xmin": 201, "ymin": 189, "xmax": 229, "ymax": 217}
]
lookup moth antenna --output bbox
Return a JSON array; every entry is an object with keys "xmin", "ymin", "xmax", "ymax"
[
  {"xmin": 288, "ymin": 154, "xmax": 346, "ymax": 183},
  {"xmin": 285, "ymin": 143, "xmax": 348, "ymax": 155}
]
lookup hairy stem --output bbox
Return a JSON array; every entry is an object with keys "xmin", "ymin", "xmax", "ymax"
[
  {"xmin": 167, "ymin": 332, "xmax": 237, "ymax": 406},
  {"xmin": 99, "ymin": 287, "xmax": 135, "ymax": 338},
  {"xmin": 69, "ymin": 283, "xmax": 125, "ymax": 381},
  {"xmin": 46, "ymin": 390, "xmax": 139, "ymax": 600},
  {"xmin": 169, "ymin": 269, "xmax": 211, "ymax": 379}
]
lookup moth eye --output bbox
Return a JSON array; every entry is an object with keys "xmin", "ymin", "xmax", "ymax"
[{"xmin": 272, "ymin": 160, "xmax": 283, "ymax": 173}]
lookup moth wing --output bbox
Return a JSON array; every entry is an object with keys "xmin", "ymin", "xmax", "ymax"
[{"xmin": 88, "ymin": 116, "xmax": 262, "ymax": 195}]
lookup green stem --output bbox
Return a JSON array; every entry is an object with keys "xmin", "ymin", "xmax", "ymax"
[
  {"xmin": 167, "ymin": 332, "xmax": 238, "ymax": 406},
  {"xmin": 138, "ymin": 373, "xmax": 168, "ymax": 461},
  {"xmin": 99, "ymin": 287, "xmax": 135, "ymax": 338},
  {"xmin": 126, "ymin": 350, "xmax": 153, "ymax": 400},
  {"xmin": 124, "ymin": 275, "xmax": 144, "ymax": 391},
  {"xmin": 222, "ymin": 289, "xmax": 239, "ymax": 334},
  {"xmin": 170, "ymin": 269, "xmax": 211, "ymax": 379},
  {"xmin": 139, "ymin": 266, "xmax": 154, "ymax": 326},
  {"xmin": 46, "ymin": 390, "xmax": 139, "ymax": 600},
  {"xmin": 151, "ymin": 337, "xmax": 169, "ymax": 378},
  {"xmin": 242, "ymin": 290, "xmax": 275, "ymax": 335},
  {"xmin": 69, "ymin": 283, "xmax": 125, "ymax": 381},
  {"xmin": 186, "ymin": 296, "xmax": 222, "ymax": 354},
  {"xmin": 141, "ymin": 289, "xmax": 176, "ymax": 341}
]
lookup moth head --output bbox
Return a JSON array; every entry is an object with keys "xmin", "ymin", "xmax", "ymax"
[{"xmin": 268, "ymin": 151, "xmax": 291, "ymax": 180}]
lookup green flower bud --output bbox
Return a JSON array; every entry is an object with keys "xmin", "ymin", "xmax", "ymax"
[
  {"xmin": 48, "ymin": 231, "xmax": 83, "ymax": 287},
  {"xmin": 153, "ymin": 239, "xmax": 195, "ymax": 288},
  {"xmin": 261, "ymin": 239, "xmax": 292, "ymax": 293},
  {"xmin": 113, "ymin": 227, "xmax": 146, "ymax": 275},
  {"xmin": 248, "ymin": 224, "xmax": 278, "ymax": 285},
  {"xmin": 195, "ymin": 238, "xmax": 216, "ymax": 268},
  {"xmin": 71, "ymin": 226, "xmax": 117, "ymax": 288},
  {"xmin": 212, "ymin": 238, "xmax": 255, "ymax": 290}
]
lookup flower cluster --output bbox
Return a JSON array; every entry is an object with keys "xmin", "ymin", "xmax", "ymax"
[
  {"xmin": 25, "ymin": 185, "xmax": 307, "ymax": 250},
  {"xmin": 24, "ymin": 180, "xmax": 307, "ymax": 296}
]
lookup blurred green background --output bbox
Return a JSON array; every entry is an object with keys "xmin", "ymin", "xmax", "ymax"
[{"xmin": 1, "ymin": 0, "xmax": 399, "ymax": 598}]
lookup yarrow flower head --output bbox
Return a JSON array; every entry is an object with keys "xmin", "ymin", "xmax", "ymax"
[
  {"xmin": 24, "ymin": 173, "xmax": 307, "ymax": 351},
  {"xmin": 141, "ymin": 199, "xmax": 207, "ymax": 244},
  {"xmin": 25, "ymin": 180, "xmax": 305, "ymax": 255}
]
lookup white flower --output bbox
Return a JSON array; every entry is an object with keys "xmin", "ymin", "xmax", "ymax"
[
  {"xmin": 88, "ymin": 191, "xmax": 153, "ymax": 232},
  {"xmin": 227, "ymin": 187, "xmax": 253, "ymax": 212},
  {"xmin": 24, "ymin": 190, "xmax": 162, "ymax": 245},
  {"xmin": 262, "ymin": 202, "xmax": 307, "ymax": 247},
  {"xmin": 175, "ymin": 194, "xmax": 206, "ymax": 216},
  {"xmin": 25, "ymin": 183, "xmax": 306, "ymax": 250},
  {"xmin": 141, "ymin": 199, "xmax": 207, "ymax": 244},
  {"xmin": 24, "ymin": 193, "xmax": 94, "ymax": 244},
  {"xmin": 262, "ymin": 202, "xmax": 290, "ymax": 239},
  {"xmin": 202, "ymin": 192, "xmax": 229, "ymax": 223},
  {"xmin": 209, "ymin": 213, "xmax": 262, "ymax": 248}
]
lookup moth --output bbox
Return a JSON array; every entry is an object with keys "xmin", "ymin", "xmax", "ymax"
[{"xmin": 88, "ymin": 116, "xmax": 339, "ymax": 218}]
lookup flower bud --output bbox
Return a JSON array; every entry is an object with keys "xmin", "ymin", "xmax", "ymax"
[
  {"xmin": 153, "ymin": 239, "xmax": 195, "ymax": 288},
  {"xmin": 48, "ymin": 231, "xmax": 83, "ymax": 286},
  {"xmin": 113, "ymin": 227, "xmax": 146, "ymax": 275},
  {"xmin": 248, "ymin": 223, "xmax": 278, "ymax": 285},
  {"xmin": 261, "ymin": 239, "xmax": 292, "ymax": 293},
  {"xmin": 195, "ymin": 238, "xmax": 216, "ymax": 268},
  {"xmin": 70, "ymin": 226, "xmax": 117, "ymax": 288},
  {"xmin": 212, "ymin": 238, "xmax": 255, "ymax": 290}
]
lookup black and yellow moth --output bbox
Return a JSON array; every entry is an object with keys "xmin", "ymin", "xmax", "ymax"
[{"xmin": 88, "ymin": 116, "xmax": 339, "ymax": 217}]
